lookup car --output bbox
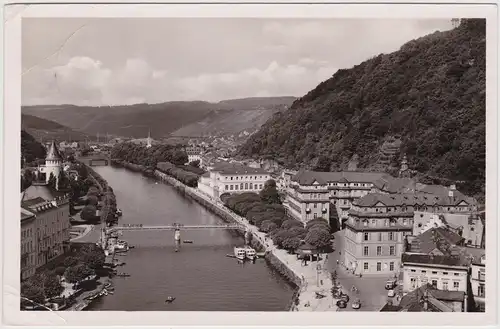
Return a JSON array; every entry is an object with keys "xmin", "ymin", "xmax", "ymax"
[
  {"xmin": 387, "ymin": 289, "xmax": 396, "ymax": 298},
  {"xmin": 336, "ymin": 300, "xmax": 347, "ymax": 309},
  {"xmin": 351, "ymin": 298, "xmax": 361, "ymax": 309},
  {"xmin": 340, "ymin": 293, "xmax": 350, "ymax": 303},
  {"xmin": 385, "ymin": 279, "xmax": 397, "ymax": 290}
]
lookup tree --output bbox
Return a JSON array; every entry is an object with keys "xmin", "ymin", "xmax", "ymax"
[
  {"xmin": 57, "ymin": 171, "xmax": 70, "ymax": 190},
  {"xmin": 313, "ymin": 155, "xmax": 332, "ymax": 172},
  {"xmin": 305, "ymin": 227, "xmax": 331, "ymax": 251},
  {"xmin": 306, "ymin": 218, "xmax": 330, "ymax": 231},
  {"xmin": 259, "ymin": 179, "xmax": 281, "ymax": 204},
  {"xmin": 55, "ymin": 266, "xmax": 66, "ymax": 276},
  {"xmin": 81, "ymin": 205, "xmax": 97, "ymax": 221},
  {"xmin": 282, "ymin": 219, "xmax": 303, "ymax": 230},
  {"xmin": 260, "ymin": 220, "xmax": 278, "ymax": 233},
  {"xmin": 64, "ymin": 264, "xmax": 95, "ymax": 283},
  {"xmin": 21, "ymin": 282, "xmax": 45, "ymax": 305},
  {"xmin": 288, "ymin": 226, "xmax": 307, "ymax": 239},
  {"xmin": 281, "ymin": 236, "xmax": 301, "ymax": 253},
  {"xmin": 63, "ymin": 256, "xmax": 80, "ymax": 267},
  {"xmin": 87, "ymin": 186, "xmax": 100, "ymax": 197},
  {"xmin": 86, "ymin": 195, "xmax": 99, "ymax": 206},
  {"xmin": 189, "ymin": 160, "xmax": 200, "ymax": 167},
  {"xmin": 42, "ymin": 273, "xmax": 64, "ymax": 299},
  {"xmin": 48, "ymin": 173, "xmax": 56, "ymax": 190},
  {"xmin": 77, "ymin": 245, "xmax": 105, "ymax": 269}
]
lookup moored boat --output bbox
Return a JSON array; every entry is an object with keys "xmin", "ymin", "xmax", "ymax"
[
  {"xmin": 244, "ymin": 246, "xmax": 256, "ymax": 261},
  {"xmin": 234, "ymin": 247, "xmax": 246, "ymax": 260}
]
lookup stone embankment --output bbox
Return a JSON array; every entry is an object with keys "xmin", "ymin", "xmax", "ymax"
[{"xmin": 154, "ymin": 169, "xmax": 337, "ymax": 312}]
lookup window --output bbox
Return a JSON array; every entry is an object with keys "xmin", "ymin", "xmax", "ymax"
[
  {"xmin": 471, "ymin": 227, "xmax": 475, "ymax": 231},
  {"xmin": 443, "ymin": 282, "xmax": 448, "ymax": 290},
  {"xmin": 363, "ymin": 246, "xmax": 369, "ymax": 256},
  {"xmin": 478, "ymin": 284, "xmax": 485, "ymax": 297},
  {"xmin": 230, "ymin": 185, "xmax": 234, "ymax": 190},
  {"xmin": 418, "ymin": 223, "xmax": 423, "ymax": 228},
  {"xmin": 388, "ymin": 232, "xmax": 394, "ymax": 241},
  {"xmin": 240, "ymin": 183, "xmax": 243, "ymax": 190},
  {"xmin": 443, "ymin": 272, "xmax": 448, "ymax": 275},
  {"xmin": 432, "ymin": 271, "xmax": 438, "ymax": 275},
  {"xmin": 454, "ymin": 273, "xmax": 460, "ymax": 276},
  {"xmin": 244, "ymin": 183, "xmax": 248, "ymax": 189},
  {"xmin": 421, "ymin": 270, "xmax": 427, "ymax": 273},
  {"xmin": 410, "ymin": 269, "xmax": 416, "ymax": 272},
  {"xmin": 364, "ymin": 262, "xmax": 369, "ymax": 270},
  {"xmin": 378, "ymin": 232, "xmax": 382, "ymax": 241},
  {"xmin": 453, "ymin": 282, "xmax": 460, "ymax": 290},
  {"xmin": 235, "ymin": 185, "xmax": 239, "ymax": 190},
  {"xmin": 364, "ymin": 233, "xmax": 369, "ymax": 241},
  {"xmin": 377, "ymin": 246, "xmax": 382, "ymax": 256},
  {"xmin": 390, "ymin": 246, "xmax": 395, "ymax": 256},
  {"xmin": 314, "ymin": 203, "xmax": 317, "ymax": 208},
  {"xmin": 231, "ymin": 177, "xmax": 233, "ymax": 180},
  {"xmin": 376, "ymin": 262, "xmax": 381, "ymax": 272},
  {"xmin": 259, "ymin": 184, "xmax": 263, "ymax": 189},
  {"xmin": 389, "ymin": 262, "xmax": 394, "ymax": 271},
  {"xmin": 411, "ymin": 278, "xmax": 417, "ymax": 289},
  {"xmin": 313, "ymin": 213, "xmax": 317, "ymax": 219},
  {"xmin": 249, "ymin": 183, "xmax": 253, "ymax": 189},
  {"xmin": 431, "ymin": 280, "xmax": 438, "ymax": 288}
]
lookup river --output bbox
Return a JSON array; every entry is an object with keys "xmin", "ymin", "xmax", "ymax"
[{"xmin": 87, "ymin": 166, "xmax": 295, "ymax": 311}]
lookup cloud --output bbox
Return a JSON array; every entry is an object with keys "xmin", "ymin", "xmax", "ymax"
[{"xmin": 23, "ymin": 56, "xmax": 337, "ymax": 105}]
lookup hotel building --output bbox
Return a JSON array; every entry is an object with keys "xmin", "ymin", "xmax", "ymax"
[
  {"xmin": 470, "ymin": 254, "xmax": 485, "ymax": 311},
  {"xmin": 21, "ymin": 207, "xmax": 37, "ymax": 280},
  {"xmin": 198, "ymin": 162, "xmax": 270, "ymax": 199}
]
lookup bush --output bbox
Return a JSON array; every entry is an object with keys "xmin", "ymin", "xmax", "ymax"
[
  {"xmin": 305, "ymin": 227, "xmax": 331, "ymax": 251},
  {"xmin": 282, "ymin": 219, "xmax": 304, "ymax": 230},
  {"xmin": 260, "ymin": 220, "xmax": 278, "ymax": 233},
  {"xmin": 63, "ymin": 256, "xmax": 80, "ymax": 267},
  {"xmin": 64, "ymin": 264, "xmax": 95, "ymax": 283}
]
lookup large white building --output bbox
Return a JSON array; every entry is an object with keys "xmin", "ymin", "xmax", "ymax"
[{"xmin": 198, "ymin": 162, "xmax": 270, "ymax": 199}]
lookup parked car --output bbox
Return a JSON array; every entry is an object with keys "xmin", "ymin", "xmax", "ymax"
[
  {"xmin": 336, "ymin": 300, "xmax": 347, "ymax": 309},
  {"xmin": 340, "ymin": 293, "xmax": 350, "ymax": 303},
  {"xmin": 351, "ymin": 298, "xmax": 361, "ymax": 309},
  {"xmin": 387, "ymin": 289, "xmax": 396, "ymax": 298},
  {"xmin": 385, "ymin": 279, "xmax": 397, "ymax": 290}
]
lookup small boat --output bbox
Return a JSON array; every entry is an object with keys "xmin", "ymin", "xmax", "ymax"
[
  {"xmin": 244, "ymin": 246, "xmax": 256, "ymax": 261},
  {"xmin": 116, "ymin": 209, "xmax": 123, "ymax": 216},
  {"xmin": 183, "ymin": 240, "xmax": 193, "ymax": 244},
  {"xmin": 234, "ymin": 247, "xmax": 246, "ymax": 260},
  {"xmin": 129, "ymin": 245, "xmax": 136, "ymax": 249},
  {"xmin": 116, "ymin": 273, "xmax": 131, "ymax": 277},
  {"xmin": 165, "ymin": 296, "xmax": 176, "ymax": 303}
]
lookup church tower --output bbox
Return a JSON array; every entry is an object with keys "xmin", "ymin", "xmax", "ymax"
[
  {"xmin": 45, "ymin": 141, "xmax": 63, "ymax": 187},
  {"xmin": 399, "ymin": 155, "xmax": 410, "ymax": 178},
  {"xmin": 146, "ymin": 129, "xmax": 152, "ymax": 149}
]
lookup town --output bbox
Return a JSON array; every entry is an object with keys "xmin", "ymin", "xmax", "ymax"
[{"xmin": 20, "ymin": 133, "xmax": 486, "ymax": 313}]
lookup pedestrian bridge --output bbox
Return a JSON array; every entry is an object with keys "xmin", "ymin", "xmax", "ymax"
[{"xmin": 106, "ymin": 223, "xmax": 245, "ymax": 234}]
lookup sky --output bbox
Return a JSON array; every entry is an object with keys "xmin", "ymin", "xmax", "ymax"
[{"xmin": 22, "ymin": 18, "xmax": 453, "ymax": 106}]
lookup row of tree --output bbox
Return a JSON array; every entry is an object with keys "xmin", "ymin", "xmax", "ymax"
[
  {"xmin": 157, "ymin": 162, "xmax": 200, "ymax": 187},
  {"xmin": 21, "ymin": 244, "xmax": 105, "ymax": 307},
  {"xmin": 221, "ymin": 179, "xmax": 332, "ymax": 252}
]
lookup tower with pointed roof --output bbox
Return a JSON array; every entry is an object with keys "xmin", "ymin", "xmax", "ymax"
[
  {"xmin": 399, "ymin": 155, "xmax": 411, "ymax": 178},
  {"xmin": 45, "ymin": 141, "xmax": 63, "ymax": 187},
  {"xmin": 146, "ymin": 129, "xmax": 152, "ymax": 149}
]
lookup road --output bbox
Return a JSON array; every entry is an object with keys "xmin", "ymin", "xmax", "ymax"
[{"xmin": 325, "ymin": 230, "xmax": 390, "ymax": 312}]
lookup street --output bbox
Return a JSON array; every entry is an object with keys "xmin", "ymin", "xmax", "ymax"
[{"xmin": 326, "ymin": 230, "xmax": 390, "ymax": 312}]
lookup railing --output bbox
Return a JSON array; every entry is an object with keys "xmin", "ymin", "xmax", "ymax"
[{"xmin": 107, "ymin": 224, "xmax": 243, "ymax": 233}]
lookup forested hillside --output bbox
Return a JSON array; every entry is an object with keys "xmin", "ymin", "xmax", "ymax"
[
  {"xmin": 21, "ymin": 130, "xmax": 46, "ymax": 164},
  {"xmin": 238, "ymin": 19, "xmax": 485, "ymax": 197}
]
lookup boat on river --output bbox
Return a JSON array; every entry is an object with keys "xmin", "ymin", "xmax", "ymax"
[
  {"xmin": 116, "ymin": 209, "xmax": 123, "ymax": 216},
  {"xmin": 165, "ymin": 296, "xmax": 176, "ymax": 303},
  {"xmin": 183, "ymin": 240, "xmax": 193, "ymax": 244},
  {"xmin": 244, "ymin": 246, "xmax": 256, "ymax": 261},
  {"xmin": 116, "ymin": 273, "xmax": 131, "ymax": 277},
  {"xmin": 234, "ymin": 247, "xmax": 246, "ymax": 260}
]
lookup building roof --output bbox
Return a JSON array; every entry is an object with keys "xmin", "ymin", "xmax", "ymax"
[
  {"xmin": 373, "ymin": 176, "xmax": 416, "ymax": 193},
  {"xmin": 21, "ymin": 207, "xmax": 36, "ymax": 222},
  {"xmin": 408, "ymin": 227, "xmax": 465, "ymax": 254},
  {"xmin": 397, "ymin": 284, "xmax": 463, "ymax": 312},
  {"xmin": 353, "ymin": 192, "xmax": 475, "ymax": 208},
  {"xmin": 292, "ymin": 170, "xmax": 386, "ymax": 185},
  {"xmin": 401, "ymin": 253, "xmax": 470, "ymax": 267},
  {"xmin": 379, "ymin": 304, "xmax": 402, "ymax": 312},
  {"xmin": 22, "ymin": 184, "xmax": 64, "ymax": 202},
  {"xmin": 46, "ymin": 140, "xmax": 63, "ymax": 161},
  {"xmin": 211, "ymin": 162, "xmax": 268, "ymax": 175}
]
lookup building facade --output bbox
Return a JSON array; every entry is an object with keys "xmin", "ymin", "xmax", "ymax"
[
  {"xmin": 470, "ymin": 254, "xmax": 485, "ymax": 311},
  {"xmin": 343, "ymin": 195, "xmax": 414, "ymax": 275},
  {"xmin": 20, "ymin": 207, "xmax": 37, "ymax": 280},
  {"xmin": 198, "ymin": 162, "xmax": 270, "ymax": 199},
  {"xmin": 21, "ymin": 195, "xmax": 71, "ymax": 270},
  {"xmin": 284, "ymin": 180, "xmax": 330, "ymax": 224},
  {"xmin": 34, "ymin": 141, "xmax": 63, "ymax": 186},
  {"xmin": 185, "ymin": 146, "xmax": 203, "ymax": 165},
  {"xmin": 401, "ymin": 253, "xmax": 469, "ymax": 296}
]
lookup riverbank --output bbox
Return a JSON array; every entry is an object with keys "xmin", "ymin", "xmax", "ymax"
[{"xmin": 153, "ymin": 168, "xmax": 338, "ymax": 312}]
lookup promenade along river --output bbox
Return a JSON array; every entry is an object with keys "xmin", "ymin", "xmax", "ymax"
[{"xmin": 87, "ymin": 166, "xmax": 295, "ymax": 311}]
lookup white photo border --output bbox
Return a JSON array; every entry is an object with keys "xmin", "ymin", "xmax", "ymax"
[{"xmin": 2, "ymin": 2, "xmax": 498, "ymax": 327}]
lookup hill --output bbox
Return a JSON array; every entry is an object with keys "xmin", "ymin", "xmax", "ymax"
[
  {"xmin": 22, "ymin": 97, "xmax": 296, "ymax": 140},
  {"xmin": 21, "ymin": 130, "xmax": 46, "ymax": 164},
  {"xmin": 171, "ymin": 97, "xmax": 295, "ymax": 137},
  {"xmin": 238, "ymin": 19, "xmax": 486, "ymax": 197},
  {"xmin": 21, "ymin": 114, "xmax": 94, "ymax": 142}
]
